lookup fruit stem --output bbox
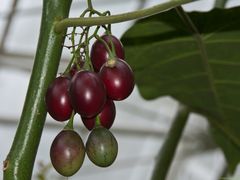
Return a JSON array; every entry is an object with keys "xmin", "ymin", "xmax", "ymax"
[
  {"xmin": 71, "ymin": 27, "xmax": 76, "ymax": 53},
  {"xmin": 95, "ymin": 35, "xmax": 115, "ymax": 59},
  {"xmin": 64, "ymin": 111, "xmax": 75, "ymax": 130},
  {"xmin": 62, "ymin": 8, "xmax": 93, "ymax": 75},
  {"xmin": 87, "ymin": 0, "xmax": 93, "ymax": 10},
  {"xmin": 84, "ymin": 26, "xmax": 93, "ymax": 70},
  {"xmin": 54, "ymin": 0, "xmax": 195, "ymax": 33},
  {"xmin": 95, "ymin": 115, "xmax": 101, "ymax": 127},
  {"xmin": 106, "ymin": 58, "xmax": 117, "ymax": 68},
  {"xmin": 105, "ymin": 30, "xmax": 117, "ymax": 57},
  {"xmin": 63, "ymin": 54, "xmax": 75, "ymax": 75},
  {"xmin": 3, "ymin": 0, "xmax": 72, "ymax": 179},
  {"xmin": 151, "ymin": 104, "xmax": 190, "ymax": 180},
  {"xmin": 63, "ymin": 3, "xmax": 116, "ymax": 74}
]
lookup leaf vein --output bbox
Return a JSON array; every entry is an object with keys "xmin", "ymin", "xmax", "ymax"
[
  {"xmin": 203, "ymin": 20, "xmax": 240, "ymax": 40},
  {"xmin": 220, "ymin": 104, "xmax": 240, "ymax": 113},
  {"xmin": 214, "ymin": 80, "xmax": 240, "ymax": 86},
  {"xmin": 206, "ymin": 39, "xmax": 240, "ymax": 44},
  {"xmin": 156, "ymin": 51, "xmax": 200, "ymax": 66},
  {"xmin": 209, "ymin": 60, "xmax": 240, "ymax": 66}
]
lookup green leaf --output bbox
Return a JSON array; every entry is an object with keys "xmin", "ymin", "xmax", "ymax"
[{"xmin": 121, "ymin": 7, "xmax": 240, "ymax": 172}]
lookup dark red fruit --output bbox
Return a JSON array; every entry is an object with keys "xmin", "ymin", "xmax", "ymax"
[
  {"xmin": 99, "ymin": 59, "xmax": 134, "ymax": 101},
  {"xmin": 91, "ymin": 34, "xmax": 125, "ymax": 72},
  {"xmin": 70, "ymin": 70, "xmax": 106, "ymax": 118},
  {"xmin": 45, "ymin": 76, "xmax": 72, "ymax": 121},
  {"xmin": 50, "ymin": 130, "xmax": 85, "ymax": 177},
  {"xmin": 82, "ymin": 99, "xmax": 116, "ymax": 130},
  {"xmin": 86, "ymin": 127, "xmax": 118, "ymax": 167}
]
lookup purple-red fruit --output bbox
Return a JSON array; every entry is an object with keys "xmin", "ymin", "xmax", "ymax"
[
  {"xmin": 91, "ymin": 35, "xmax": 125, "ymax": 72},
  {"xmin": 99, "ymin": 59, "xmax": 134, "ymax": 101},
  {"xmin": 70, "ymin": 70, "xmax": 106, "ymax": 118},
  {"xmin": 45, "ymin": 76, "xmax": 72, "ymax": 121},
  {"xmin": 50, "ymin": 130, "xmax": 85, "ymax": 177},
  {"xmin": 82, "ymin": 99, "xmax": 116, "ymax": 130}
]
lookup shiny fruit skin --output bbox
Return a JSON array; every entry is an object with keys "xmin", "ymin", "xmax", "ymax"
[
  {"xmin": 70, "ymin": 70, "xmax": 106, "ymax": 118},
  {"xmin": 50, "ymin": 130, "xmax": 85, "ymax": 177},
  {"xmin": 86, "ymin": 127, "xmax": 118, "ymax": 167},
  {"xmin": 99, "ymin": 59, "xmax": 134, "ymax": 100},
  {"xmin": 91, "ymin": 35, "xmax": 125, "ymax": 72},
  {"xmin": 45, "ymin": 76, "xmax": 72, "ymax": 121},
  {"xmin": 82, "ymin": 99, "xmax": 116, "ymax": 130}
]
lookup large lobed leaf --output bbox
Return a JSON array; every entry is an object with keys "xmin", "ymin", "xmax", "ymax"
[{"xmin": 121, "ymin": 7, "xmax": 240, "ymax": 172}]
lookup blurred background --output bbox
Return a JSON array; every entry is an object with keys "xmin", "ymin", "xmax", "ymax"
[{"xmin": 0, "ymin": 0, "xmax": 240, "ymax": 179}]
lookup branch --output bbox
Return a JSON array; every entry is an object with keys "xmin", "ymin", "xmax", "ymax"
[
  {"xmin": 151, "ymin": 104, "xmax": 190, "ymax": 180},
  {"xmin": 3, "ymin": 0, "xmax": 72, "ymax": 179},
  {"xmin": 54, "ymin": 0, "xmax": 195, "ymax": 33}
]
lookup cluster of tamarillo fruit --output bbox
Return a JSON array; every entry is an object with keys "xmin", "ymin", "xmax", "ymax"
[{"xmin": 45, "ymin": 34, "xmax": 135, "ymax": 176}]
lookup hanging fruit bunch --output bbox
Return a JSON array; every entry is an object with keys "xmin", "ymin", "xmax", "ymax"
[{"xmin": 45, "ymin": 1, "xmax": 135, "ymax": 177}]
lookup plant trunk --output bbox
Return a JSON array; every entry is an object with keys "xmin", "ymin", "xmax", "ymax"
[
  {"xmin": 3, "ymin": 0, "xmax": 72, "ymax": 179},
  {"xmin": 151, "ymin": 104, "xmax": 190, "ymax": 180}
]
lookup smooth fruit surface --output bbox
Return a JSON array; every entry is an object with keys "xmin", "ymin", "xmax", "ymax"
[
  {"xmin": 50, "ymin": 130, "xmax": 85, "ymax": 177},
  {"xmin": 99, "ymin": 59, "xmax": 135, "ymax": 100},
  {"xmin": 86, "ymin": 127, "xmax": 118, "ymax": 167},
  {"xmin": 91, "ymin": 34, "xmax": 125, "ymax": 72},
  {"xmin": 45, "ymin": 76, "xmax": 72, "ymax": 121},
  {"xmin": 82, "ymin": 99, "xmax": 116, "ymax": 130},
  {"xmin": 70, "ymin": 70, "xmax": 106, "ymax": 118}
]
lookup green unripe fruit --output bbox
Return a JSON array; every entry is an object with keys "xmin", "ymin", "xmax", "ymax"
[{"xmin": 86, "ymin": 126, "xmax": 118, "ymax": 167}]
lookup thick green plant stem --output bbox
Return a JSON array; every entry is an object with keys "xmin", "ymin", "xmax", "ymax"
[
  {"xmin": 54, "ymin": 0, "xmax": 195, "ymax": 33},
  {"xmin": 214, "ymin": 0, "xmax": 228, "ymax": 8},
  {"xmin": 151, "ymin": 105, "xmax": 190, "ymax": 180},
  {"xmin": 3, "ymin": 0, "xmax": 72, "ymax": 179}
]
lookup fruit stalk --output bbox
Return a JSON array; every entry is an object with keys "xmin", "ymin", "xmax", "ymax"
[
  {"xmin": 3, "ymin": 0, "xmax": 72, "ymax": 179},
  {"xmin": 54, "ymin": 0, "xmax": 195, "ymax": 33},
  {"xmin": 151, "ymin": 104, "xmax": 190, "ymax": 180}
]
